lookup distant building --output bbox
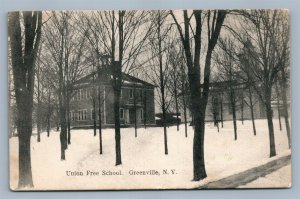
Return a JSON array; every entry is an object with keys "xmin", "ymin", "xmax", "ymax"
[
  {"xmin": 204, "ymin": 81, "xmax": 267, "ymax": 122},
  {"xmin": 179, "ymin": 80, "xmax": 269, "ymax": 123},
  {"xmin": 69, "ymin": 71, "xmax": 156, "ymax": 128}
]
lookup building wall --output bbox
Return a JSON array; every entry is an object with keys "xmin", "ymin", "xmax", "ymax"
[
  {"xmin": 69, "ymin": 85, "xmax": 105, "ymax": 127},
  {"xmin": 70, "ymin": 84, "xmax": 156, "ymax": 128},
  {"xmin": 180, "ymin": 90, "xmax": 267, "ymax": 123},
  {"xmin": 205, "ymin": 94, "xmax": 266, "ymax": 122},
  {"xmin": 104, "ymin": 85, "xmax": 155, "ymax": 125}
]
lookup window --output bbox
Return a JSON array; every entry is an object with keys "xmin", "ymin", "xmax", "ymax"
[
  {"xmin": 120, "ymin": 108, "xmax": 124, "ymax": 119},
  {"xmin": 77, "ymin": 90, "xmax": 81, "ymax": 101},
  {"xmin": 89, "ymin": 88, "xmax": 92, "ymax": 99},
  {"xmin": 139, "ymin": 89, "xmax": 143, "ymax": 98},
  {"xmin": 91, "ymin": 109, "xmax": 99, "ymax": 120},
  {"xmin": 78, "ymin": 110, "xmax": 87, "ymax": 121},
  {"xmin": 83, "ymin": 109, "xmax": 87, "ymax": 120},
  {"xmin": 140, "ymin": 109, "xmax": 144, "ymax": 120},
  {"xmin": 129, "ymin": 89, "xmax": 133, "ymax": 99},
  {"xmin": 84, "ymin": 88, "xmax": 89, "ymax": 99},
  {"xmin": 228, "ymin": 103, "xmax": 233, "ymax": 115},
  {"xmin": 72, "ymin": 112, "xmax": 76, "ymax": 121},
  {"xmin": 91, "ymin": 109, "xmax": 95, "ymax": 120},
  {"xmin": 78, "ymin": 110, "xmax": 82, "ymax": 120},
  {"xmin": 80, "ymin": 89, "xmax": 85, "ymax": 100},
  {"xmin": 120, "ymin": 89, "xmax": 123, "ymax": 98}
]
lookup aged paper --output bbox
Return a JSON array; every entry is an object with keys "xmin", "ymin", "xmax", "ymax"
[{"xmin": 8, "ymin": 9, "xmax": 291, "ymax": 190}]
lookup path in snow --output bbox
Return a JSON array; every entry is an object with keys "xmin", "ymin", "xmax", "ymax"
[
  {"xmin": 239, "ymin": 164, "xmax": 291, "ymax": 188},
  {"xmin": 199, "ymin": 154, "xmax": 291, "ymax": 189}
]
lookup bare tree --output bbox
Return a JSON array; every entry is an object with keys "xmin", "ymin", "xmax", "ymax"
[
  {"xmin": 79, "ymin": 10, "xmax": 152, "ymax": 164},
  {"xmin": 146, "ymin": 10, "xmax": 175, "ymax": 154},
  {"xmin": 8, "ymin": 11, "xmax": 42, "ymax": 188},
  {"xmin": 235, "ymin": 10, "xmax": 290, "ymax": 156},
  {"xmin": 215, "ymin": 36, "xmax": 258, "ymax": 135},
  {"xmin": 43, "ymin": 11, "xmax": 87, "ymax": 160},
  {"xmin": 214, "ymin": 39, "xmax": 239, "ymax": 140},
  {"xmin": 178, "ymin": 60, "xmax": 190, "ymax": 137},
  {"xmin": 275, "ymin": 79, "xmax": 282, "ymax": 131},
  {"xmin": 167, "ymin": 44, "xmax": 186, "ymax": 132},
  {"xmin": 171, "ymin": 10, "xmax": 227, "ymax": 181},
  {"xmin": 279, "ymin": 62, "xmax": 291, "ymax": 148},
  {"xmin": 36, "ymin": 47, "xmax": 42, "ymax": 142}
]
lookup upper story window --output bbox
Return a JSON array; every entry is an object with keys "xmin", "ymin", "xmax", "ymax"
[
  {"xmin": 74, "ymin": 88, "xmax": 92, "ymax": 101},
  {"xmin": 87, "ymin": 89, "xmax": 91, "ymax": 99},
  {"xmin": 76, "ymin": 90, "xmax": 81, "ymax": 101},
  {"xmin": 139, "ymin": 89, "xmax": 143, "ymax": 98},
  {"xmin": 80, "ymin": 89, "xmax": 86, "ymax": 100},
  {"xmin": 85, "ymin": 89, "xmax": 88, "ymax": 99},
  {"xmin": 129, "ymin": 89, "xmax": 133, "ymax": 99}
]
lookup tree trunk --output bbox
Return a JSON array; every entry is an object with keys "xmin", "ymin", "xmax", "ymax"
[
  {"xmin": 58, "ymin": 32, "xmax": 68, "ymax": 160},
  {"xmin": 182, "ymin": 82, "xmax": 188, "ymax": 137},
  {"xmin": 93, "ymin": 97, "xmax": 97, "ymax": 136},
  {"xmin": 134, "ymin": 85, "xmax": 137, "ymax": 137},
  {"xmin": 37, "ymin": 106, "xmax": 41, "ymax": 142},
  {"xmin": 282, "ymin": 99, "xmax": 291, "ymax": 148},
  {"xmin": 190, "ymin": 77, "xmax": 207, "ymax": 181},
  {"xmin": 265, "ymin": 98, "xmax": 276, "ymax": 157},
  {"xmin": 174, "ymin": 78, "xmax": 179, "ymax": 131},
  {"xmin": 158, "ymin": 12, "xmax": 168, "ymax": 155},
  {"xmin": 56, "ymin": 104, "xmax": 59, "ymax": 132},
  {"xmin": 114, "ymin": 88, "xmax": 122, "ymax": 165},
  {"xmin": 66, "ymin": 98, "xmax": 71, "ymax": 145},
  {"xmin": 9, "ymin": 11, "xmax": 42, "ymax": 188},
  {"xmin": 37, "ymin": 65, "xmax": 41, "ymax": 142},
  {"xmin": 143, "ymin": 89, "xmax": 147, "ymax": 129},
  {"xmin": 280, "ymin": 69, "xmax": 291, "ymax": 148},
  {"xmin": 171, "ymin": 9, "xmax": 226, "ymax": 182},
  {"xmin": 59, "ymin": 104, "xmax": 67, "ymax": 160},
  {"xmin": 17, "ymin": 104, "xmax": 34, "ymax": 188},
  {"xmin": 230, "ymin": 87, "xmax": 237, "ymax": 140},
  {"xmin": 18, "ymin": 133, "xmax": 33, "ymax": 188},
  {"xmin": 248, "ymin": 86, "xmax": 256, "ymax": 136},
  {"xmin": 47, "ymin": 90, "xmax": 51, "ymax": 137},
  {"xmin": 193, "ymin": 114, "xmax": 207, "ymax": 181},
  {"xmin": 240, "ymin": 94, "xmax": 244, "ymax": 125},
  {"xmin": 275, "ymin": 82, "xmax": 282, "ymax": 131},
  {"xmin": 220, "ymin": 93, "xmax": 223, "ymax": 128},
  {"xmin": 98, "ymin": 86, "xmax": 103, "ymax": 154},
  {"xmin": 47, "ymin": 117, "xmax": 50, "ymax": 137}
]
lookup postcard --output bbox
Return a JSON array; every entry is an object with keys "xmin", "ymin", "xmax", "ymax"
[{"xmin": 8, "ymin": 9, "xmax": 291, "ymax": 190}]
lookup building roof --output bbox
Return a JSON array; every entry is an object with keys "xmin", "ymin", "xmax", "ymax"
[{"xmin": 74, "ymin": 71, "xmax": 156, "ymax": 89}]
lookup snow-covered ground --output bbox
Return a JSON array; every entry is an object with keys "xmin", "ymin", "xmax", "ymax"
[{"xmin": 9, "ymin": 119, "xmax": 291, "ymax": 190}]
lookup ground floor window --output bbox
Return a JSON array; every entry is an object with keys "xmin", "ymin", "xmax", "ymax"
[
  {"xmin": 72, "ymin": 112, "xmax": 76, "ymax": 121},
  {"xmin": 140, "ymin": 108, "xmax": 144, "ymax": 120},
  {"xmin": 91, "ymin": 109, "xmax": 100, "ymax": 120},
  {"xmin": 91, "ymin": 109, "xmax": 95, "ymax": 120},
  {"xmin": 78, "ymin": 109, "xmax": 87, "ymax": 121},
  {"xmin": 120, "ymin": 108, "xmax": 124, "ymax": 119}
]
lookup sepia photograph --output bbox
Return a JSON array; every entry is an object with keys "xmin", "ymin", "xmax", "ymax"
[{"xmin": 8, "ymin": 9, "xmax": 291, "ymax": 190}]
